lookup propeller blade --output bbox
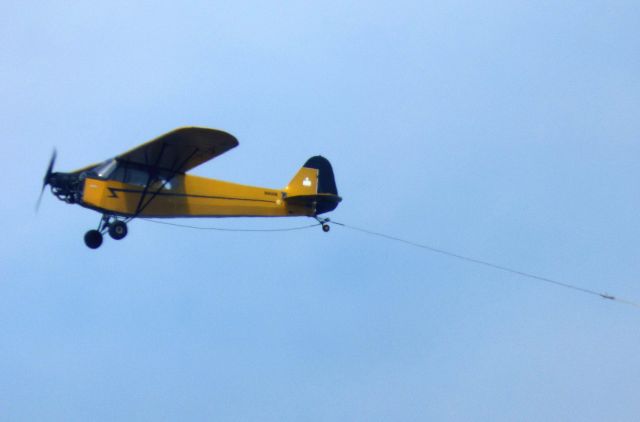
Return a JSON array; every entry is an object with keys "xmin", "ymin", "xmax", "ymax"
[
  {"xmin": 36, "ymin": 149, "xmax": 57, "ymax": 213},
  {"xmin": 44, "ymin": 149, "xmax": 57, "ymax": 186},
  {"xmin": 35, "ymin": 186, "xmax": 45, "ymax": 212}
]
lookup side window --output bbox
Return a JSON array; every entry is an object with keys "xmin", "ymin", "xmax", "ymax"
[
  {"xmin": 126, "ymin": 168, "xmax": 150, "ymax": 186},
  {"xmin": 99, "ymin": 160, "xmax": 177, "ymax": 189},
  {"xmin": 160, "ymin": 178, "xmax": 173, "ymax": 190},
  {"xmin": 110, "ymin": 165, "xmax": 126, "ymax": 182}
]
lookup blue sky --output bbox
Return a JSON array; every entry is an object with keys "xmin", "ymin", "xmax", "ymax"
[{"xmin": 2, "ymin": 1, "xmax": 640, "ymax": 420}]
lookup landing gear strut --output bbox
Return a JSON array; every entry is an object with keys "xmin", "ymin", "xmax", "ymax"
[{"xmin": 84, "ymin": 215, "xmax": 129, "ymax": 249}]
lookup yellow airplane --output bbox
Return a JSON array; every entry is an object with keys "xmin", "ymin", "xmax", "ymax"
[{"xmin": 38, "ymin": 127, "xmax": 342, "ymax": 249}]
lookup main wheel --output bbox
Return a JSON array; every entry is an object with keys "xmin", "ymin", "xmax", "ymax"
[
  {"xmin": 84, "ymin": 230, "xmax": 103, "ymax": 249},
  {"xmin": 108, "ymin": 220, "xmax": 128, "ymax": 240},
  {"xmin": 322, "ymin": 224, "xmax": 330, "ymax": 232}
]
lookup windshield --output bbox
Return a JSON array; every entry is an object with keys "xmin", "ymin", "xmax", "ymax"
[{"xmin": 95, "ymin": 159, "xmax": 118, "ymax": 178}]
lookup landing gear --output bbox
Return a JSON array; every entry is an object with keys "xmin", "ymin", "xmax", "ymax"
[
  {"xmin": 108, "ymin": 220, "xmax": 128, "ymax": 240},
  {"xmin": 315, "ymin": 216, "xmax": 331, "ymax": 233},
  {"xmin": 84, "ymin": 230, "xmax": 103, "ymax": 249},
  {"xmin": 83, "ymin": 215, "xmax": 130, "ymax": 248}
]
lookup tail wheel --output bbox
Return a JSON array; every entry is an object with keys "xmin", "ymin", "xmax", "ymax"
[
  {"xmin": 322, "ymin": 224, "xmax": 330, "ymax": 232},
  {"xmin": 84, "ymin": 230, "xmax": 103, "ymax": 249},
  {"xmin": 108, "ymin": 221, "xmax": 128, "ymax": 240}
]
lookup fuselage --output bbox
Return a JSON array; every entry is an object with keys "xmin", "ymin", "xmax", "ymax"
[
  {"xmin": 48, "ymin": 168, "xmax": 339, "ymax": 218},
  {"xmin": 81, "ymin": 173, "xmax": 308, "ymax": 218}
]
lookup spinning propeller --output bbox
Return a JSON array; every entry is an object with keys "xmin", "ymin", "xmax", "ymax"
[{"xmin": 36, "ymin": 149, "xmax": 57, "ymax": 212}]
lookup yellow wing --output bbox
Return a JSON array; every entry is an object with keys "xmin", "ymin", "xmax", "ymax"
[{"xmin": 116, "ymin": 127, "xmax": 238, "ymax": 173}]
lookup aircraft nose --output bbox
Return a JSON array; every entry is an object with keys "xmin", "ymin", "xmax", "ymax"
[
  {"xmin": 48, "ymin": 172, "xmax": 83, "ymax": 204},
  {"xmin": 48, "ymin": 172, "xmax": 65, "ymax": 188},
  {"xmin": 49, "ymin": 172, "xmax": 76, "ymax": 188},
  {"xmin": 47, "ymin": 172, "xmax": 58, "ymax": 186}
]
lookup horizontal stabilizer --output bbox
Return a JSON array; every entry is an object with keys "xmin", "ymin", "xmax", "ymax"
[{"xmin": 284, "ymin": 193, "xmax": 342, "ymax": 215}]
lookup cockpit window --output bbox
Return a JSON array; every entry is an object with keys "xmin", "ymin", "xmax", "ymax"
[
  {"xmin": 124, "ymin": 167, "xmax": 150, "ymax": 186},
  {"xmin": 94, "ymin": 159, "xmax": 176, "ymax": 189}
]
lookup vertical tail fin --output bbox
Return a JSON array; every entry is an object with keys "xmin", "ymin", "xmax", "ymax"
[
  {"xmin": 285, "ymin": 166, "xmax": 318, "ymax": 196},
  {"xmin": 284, "ymin": 156, "xmax": 341, "ymax": 215},
  {"xmin": 285, "ymin": 156, "xmax": 338, "ymax": 196}
]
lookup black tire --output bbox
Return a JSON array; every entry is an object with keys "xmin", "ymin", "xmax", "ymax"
[
  {"xmin": 84, "ymin": 230, "xmax": 103, "ymax": 249},
  {"xmin": 108, "ymin": 221, "xmax": 128, "ymax": 240},
  {"xmin": 322, "ymin": 224, "xmax": 330, "ymax": 232}
]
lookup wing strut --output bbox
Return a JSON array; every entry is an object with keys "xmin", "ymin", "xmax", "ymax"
[
  {"xmin": 131, "ymin": 145, "xmax": 199, "ymax": 218},
  {"xmin": 132, "ymin": 142, "xmax": 167, "ymax": 215}
]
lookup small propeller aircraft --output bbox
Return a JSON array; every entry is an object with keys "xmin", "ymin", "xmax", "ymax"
[{"xmin": 38, "ymin": 127, "xmax": 342, "ymax": 249}]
